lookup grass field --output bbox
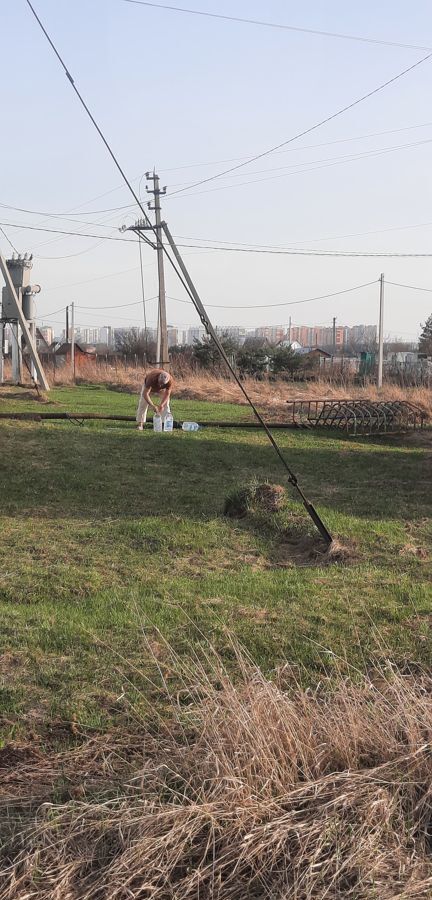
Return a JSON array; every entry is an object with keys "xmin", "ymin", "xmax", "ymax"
[{"xmin": 0, "ymin": 384, "xmax": 431, "ymax": 743}]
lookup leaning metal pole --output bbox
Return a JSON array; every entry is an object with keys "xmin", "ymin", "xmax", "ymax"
[{"xmin": 161, "ymin": 222, "xmax": 333, "ymax": 546}]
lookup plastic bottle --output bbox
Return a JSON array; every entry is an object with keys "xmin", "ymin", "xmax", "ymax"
[
  {"xmin": 163, "ymin": 413, "xmax": 174, "ymax": 433},
  {"xmin": 153, "ymin": 414, "xmax": 162, "ymax": 433},
  {"xmin": 182, "ymin": 422, "xmax": 199, "ymax": 432}
]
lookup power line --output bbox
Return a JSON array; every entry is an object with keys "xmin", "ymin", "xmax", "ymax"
[
  {"xmin": 166, "ymin": 137, "xmax": 432, "ymax": 194},
  {"xmin": 36, "ymin": 239, "xmax": 107, "ymax": 260},
  {"xmin": 0, "ymin": 226, "xmax": 19, "ymax": 254},
  {"xmin": 175, "ymin": 243, "xmax": 432, "ymax": 258},
  {"xmin": 75, "ymin": 296, "xmax": 157, "ymax": 310},
  {"xmin": 3, "ymin": 120, "xmax": 431, "ymax": 224},
  {"xmin": 158, "ymin": 121, "xmax": 432, "ymax": 172},
  {"xmin": 0, "ymin": 220, "xmax": 138, "ymax": 243},
  {"xmin": 37, "ymin": 305, "xmax": 66, "ymax": 319},
  {"xmin": 24, "ymin": 0, "xmax": 156, "ymax": 252},
  {"xmin": 120, "ymin": 0, "xmax": 432, "ymax": 52},
  {"xmin": 166, "ymin": 139, "xmax": 432, "ymax": 199},
  {"xmin": 175, "ymin": 219, "xmax": 432, "ymax": 249},
  {"xmin": 6, "ymin": 133, "xmax": 431, "ymax": 216},
  {"xmin": 1, "ymin": 132, "xmax": 427, "ymax": 229},
  {"xmin": 42, "ymin": 264, "xmax": 146, "ymax": 292},
  {"xmin": 167, "ymin": 281, "xmax": 376, "ymax": 309},
  {"xmin": 4, "ymin": 217, "xmax": 432, "ymax": 258},
  {"xmin": 169, "ymin": 52, "xmax": 432, "ymax": 196},
  {"xmin": 0, "ymin": 202, "xmax": 124, "ymax": 229},
  {"xmin": 4, "ymin": 219, "xmax": 432, "ymax": 257},
  {"xmin": 387, "ymin": 280, "xmax": 432, "ymax": 292}
]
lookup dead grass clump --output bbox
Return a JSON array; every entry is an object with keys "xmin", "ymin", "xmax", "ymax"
[
  {"xmin": 254, "ymin": 482, "xmax": 286, "ymax": 512},
  {"xmin": 224, "ymin": 481, "xmax": 286, "ymax": 519},
  {"xmin": 2, "ymin": 655, "xmax": 432, "ymax": 898}
]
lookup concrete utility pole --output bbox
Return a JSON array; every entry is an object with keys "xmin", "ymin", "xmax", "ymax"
[
  {"xmin": 377, "ymin": 273, "xmax": 384, "ymax": 389},
  {"xmin": 0, "ymin": 323, "xmax": 4, "ymax": 382},
  {"xmin": 332, "ymin": 316, "xmax": 337, "ymax": 355},
  {"xmin": 146, "ymin": 171, "xmax": 168, "ymax": 369},
  {"xmin": 0, "ymin": 252, "xmax": 49, "ymax": 390},
  {"xmin": 70, "ymin": 301, "xmax": 75, "ymax": 381}
]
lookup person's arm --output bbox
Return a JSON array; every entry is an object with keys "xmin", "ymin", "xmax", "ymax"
[
  {"xmin": 158, "ymin": 387, "xmax": 172, "ymax": 414},
  {"xmin": 143, "ymin": 385, "xmax": 158, "ymax": 411}
]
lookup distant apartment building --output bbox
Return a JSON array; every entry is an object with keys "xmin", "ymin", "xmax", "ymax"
[
  {"xmin": 38, "ymin": 326, "xmax": 54, "ymax": 347},
  {"xmin": 167, "ymin": 326, "xmax": 178, "ymax": 347},
  {"xmin": 99, "ymin": 325, "xmax": 115, "ymax": 347},
  {"xmin": 77, "ymin": 326, "xmax": 101, "ymax": 346},
  {"xmin": 175, "ymin": 329, "xmax": 188, "ymax": 346},
  {"xmin": 290, "ymin": 325, "xmax": 315, "ymax": 346},
  {"xmin": 254, "ymin": 325, "xmax": 287, "ymax": 344},
  {"xmin": 348, "ymin": 324, "xmax": 377, "ymax": 345},
  {"xmin": 215, "ymin": 326, "xmax": 248, "ymax": 345},
  {"xmin": 318, "ymin": 326, "xmax": 349, "ymax": 349},
  {"xmin": 187, "ymin": 326, "xmax": 205, "ymax": 344}
]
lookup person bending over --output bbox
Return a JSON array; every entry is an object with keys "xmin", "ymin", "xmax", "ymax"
[{"xmin": 136, "ymin": 368, "xmax": 173, "ymax": 430}]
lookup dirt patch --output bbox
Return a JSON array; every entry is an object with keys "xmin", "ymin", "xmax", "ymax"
[
  {"xmin": 399, "ymin": 543, "xmax": 429, "ymax": 559},
  {"xmin": 0, "ymin": 389, "xmax": 50, "ymax": 404},
  {"xmin": 271, "ymin": 535, "xmax": 355, "ymax": 569},
  {"xmin": 237, "ymin": 606, "xmax": 279, "ymax": 624}
]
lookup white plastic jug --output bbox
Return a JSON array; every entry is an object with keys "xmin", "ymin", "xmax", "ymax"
[
  {"xmin": 164, "ymin": 413, "xmax": 174, "ymax": 433},
  {"xmin": 182, "ymin": 422, "xmax": 199, "ymax": 432},
  {"xmin": 153, "ymin": 414, "xmax": 162, "ymax": 433}
]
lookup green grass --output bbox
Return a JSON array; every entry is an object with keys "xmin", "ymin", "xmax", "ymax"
[{"xmin": 0, "ymin": 384, "xmax": 431, "ymax": 740}]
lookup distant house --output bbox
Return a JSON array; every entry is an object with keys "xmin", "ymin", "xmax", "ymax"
[
  {"xmin": 53, "ymin": 342, "xmax": 95, "ymax": 368},
  {"xmin": 277, "ymin": 339, "xmax": 302, "ymax": 351},
  {"xmin": 294, "ymin": 346, "xmax": 331, "ymax": 359}
]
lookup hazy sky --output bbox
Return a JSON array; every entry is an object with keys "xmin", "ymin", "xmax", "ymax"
[{"xmin": 2, "ymin": 0, "xmax": 432, "ymax": 340}]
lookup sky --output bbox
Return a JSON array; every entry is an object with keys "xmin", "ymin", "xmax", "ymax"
[{"xmin": 1, "ymin": 0, "xmax": 432, "ymax": 341}]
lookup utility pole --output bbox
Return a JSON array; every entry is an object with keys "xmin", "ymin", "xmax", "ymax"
[
  {"xmin": 0, "ymin": 252, "xmax": 49, "ymax": 390},
  {"xmin": 377, "ymin": 273, "xmax": 384, "ymax": 389},
  {"xmin": 65, "ymin": 305, "xmax": 69, "ymax": 343},
  {"xmin": 146, "ymin": 171, "xmax": 168, "ymax": 369},
  {"xmin": 0, "ymin": 322, "xmax": 3, "ymax": 382},
  {"xmin": 70, "ymin": 301, "xmax": 75, "ymax": 382},
  {"xmin": 332, "ymin": 316, "xmax": 336, "ymax": 355}
]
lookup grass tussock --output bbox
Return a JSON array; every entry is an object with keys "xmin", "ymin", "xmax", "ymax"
[{"xmin": 2, "ymin": 650, "xmax": 432, "ymax": 899}]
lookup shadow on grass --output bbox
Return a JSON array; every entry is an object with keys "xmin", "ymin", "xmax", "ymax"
[{"xmin": 0, "ymin": 422, "xmax": 430, "ymax": 523}]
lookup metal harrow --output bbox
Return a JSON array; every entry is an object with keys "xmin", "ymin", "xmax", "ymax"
[{"xmin": 286, "ymin": 399, "xmax": 425, "ymax": 436}]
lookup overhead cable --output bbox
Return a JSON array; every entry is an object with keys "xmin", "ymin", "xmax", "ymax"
[
  {"xmin": 387, "ymin": 281, "xmax": 432, "ymax": 292},
  {"xmin": 3, "ymin": 219, "xmax": 432, "ymax": 257},
  {"xmin": 175, "ymin": 243, "xmax": 432, "ymax": 258},
  {"xmin": 120, "ymin": 0, "xmax": 432, "ymax": 52},
  {"xmin": 166, "ymin": 138, "xmax": 432, "ymax": 196},
  {"xmin": 0, "ymin": 226, "xmax": 19, "ymax": 254},
  {"xmin": 0, "ymin": 221, "xmax": 138, "ymax": 243},
  {"xmin": 167, "ymin": 281, "xmax": 376, "ymax": 309},
  {"xmin": 169, "ymin": 52, "xmax": 432, "ymax": 195}
]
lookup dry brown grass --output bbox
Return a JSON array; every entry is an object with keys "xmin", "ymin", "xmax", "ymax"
[{"xmin": 2, "ymin": 649, "xmax": 432, "ymax": 899}]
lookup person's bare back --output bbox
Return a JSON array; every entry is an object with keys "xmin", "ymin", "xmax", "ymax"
[{"xmin": 136, "ymin": 369, "xmax": 174, "ymax": 429}]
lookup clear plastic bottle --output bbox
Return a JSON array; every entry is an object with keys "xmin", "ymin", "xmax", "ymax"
[
  {"xmin": 153, "ymin": 414, "xmax": 162, "ymax": 432},
  {"xmin": 182, "ymin": 422, "xmax": 199, "ymax": 432},
  {"xmin": 163, "ymin": 413, "xmax": 174, "ymax": 433}
]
